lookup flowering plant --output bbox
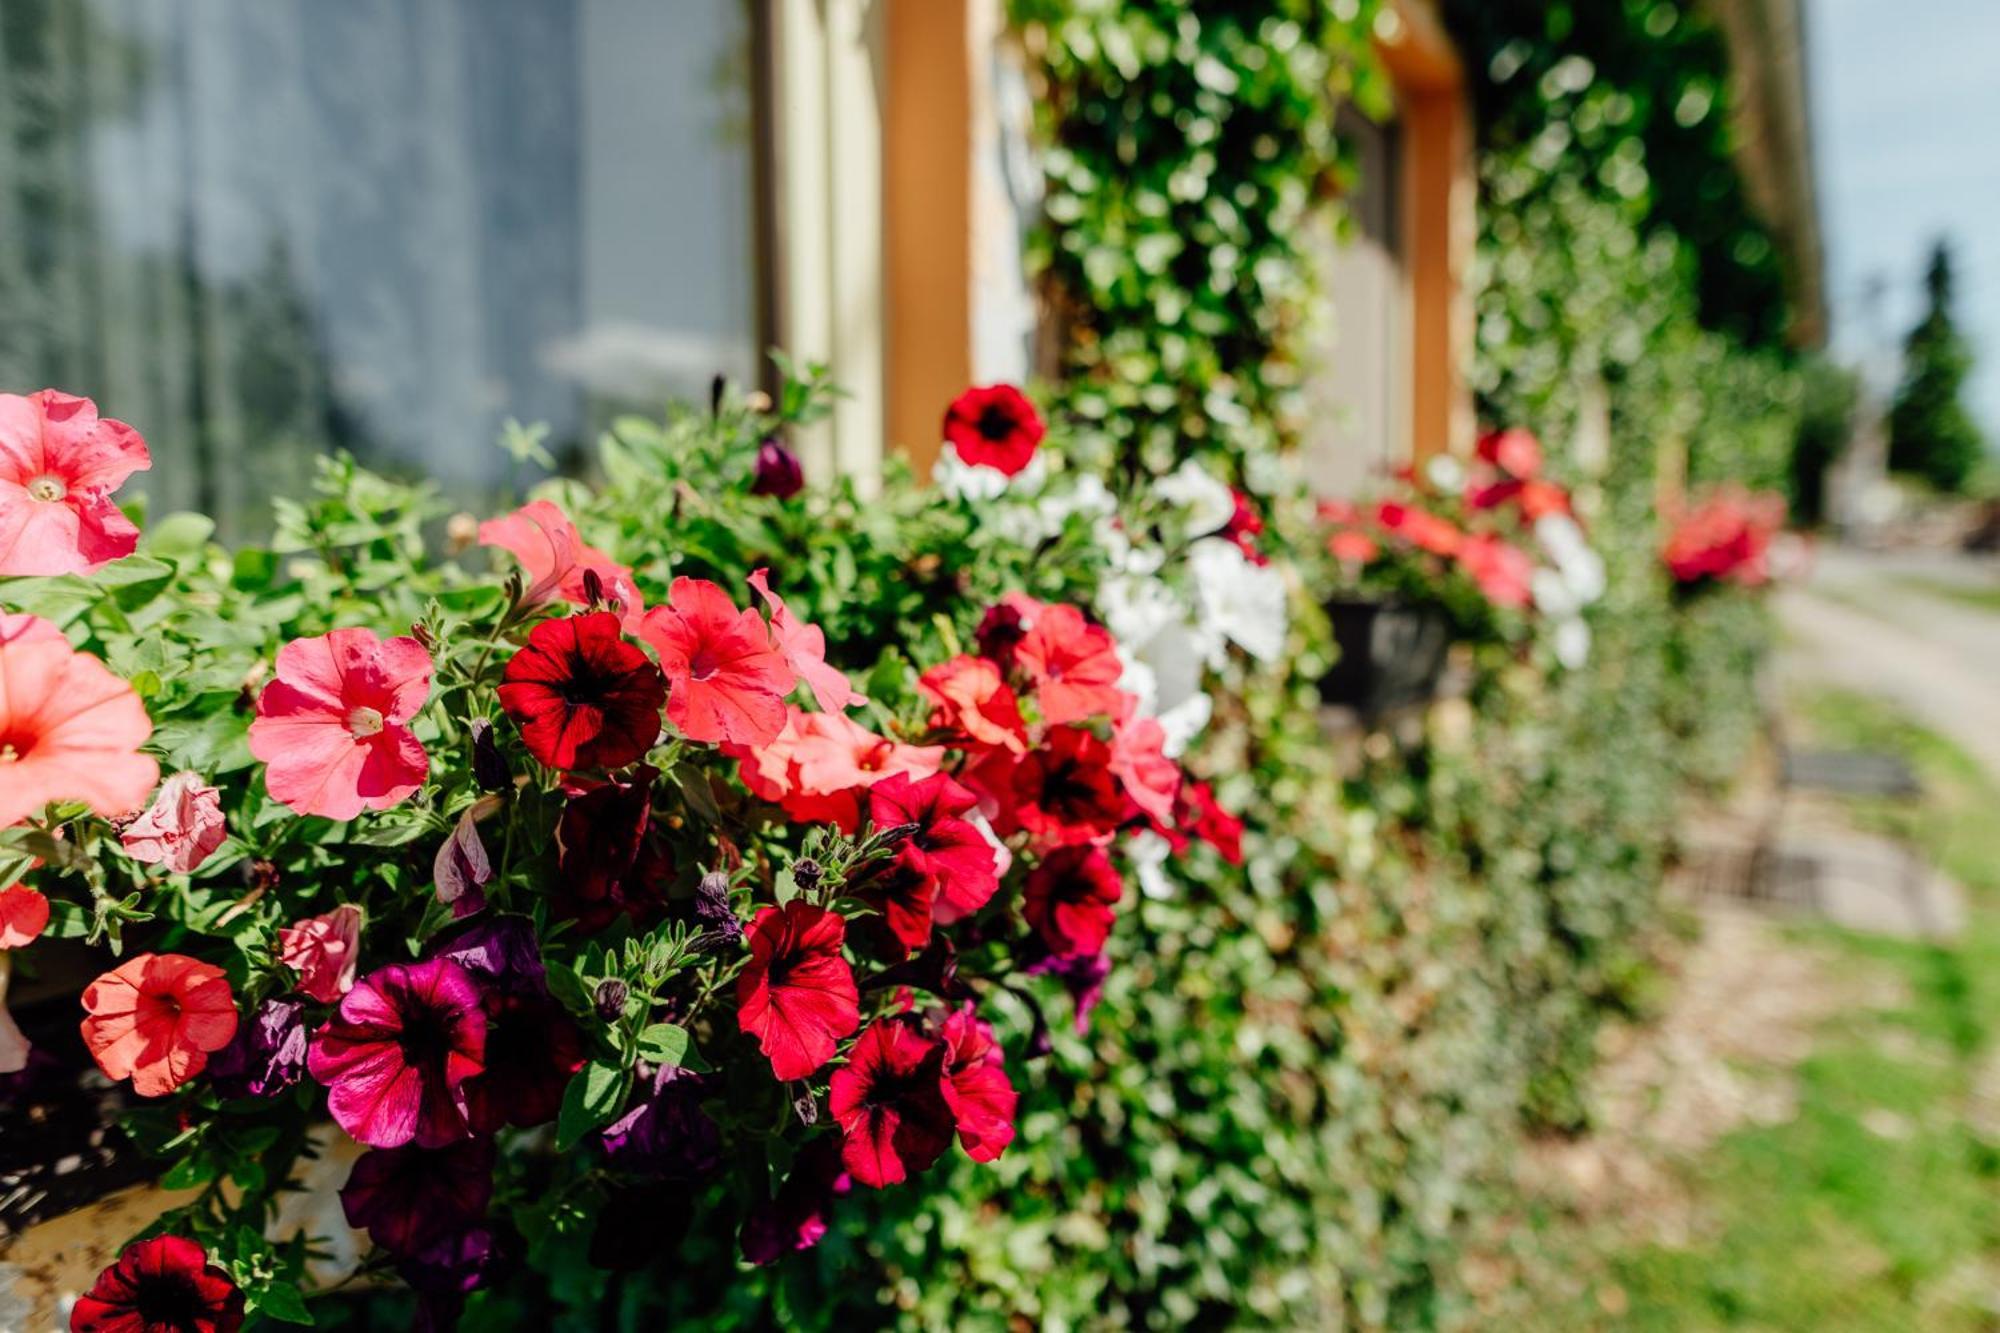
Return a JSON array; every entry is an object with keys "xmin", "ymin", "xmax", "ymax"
[
  {"xmin": 0, "ymin": 379, "xmax": 1248, "ymax": 1326},
  {"xmin": 1661, "ymin": 484, "xmax": 1787, "ymax": 589},
  {"xmin": 1313, "ymin": 428, "xmax": 1606, "ymax": 666}
]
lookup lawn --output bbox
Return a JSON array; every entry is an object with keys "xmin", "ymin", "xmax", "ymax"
[{"xmin": 1517, "ymin": 687, "xmax": 2000, "ymax": 1331}]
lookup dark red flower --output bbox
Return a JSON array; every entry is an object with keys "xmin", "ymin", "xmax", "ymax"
[
  {"xmin": 340, "ymin": 1138, "xmax": 496, "ymax": 1258},
  {"xmin": 939, "ymin": 1004, "xmax": 1016, "ymax": 1163},
  {"xmin": 751, "ymin": 438, "xmax": 805, "ymax": 499},
  {"xmin": 1023, "ymin": 845, "xmax": 1124, "ymax": 959},
  {"xmin": 1477, "ymin": 426, "xmax": 1544, "ymax": 479},
  {"xmin": 870, "ymin": 772, "xmax": 1000, "ymax": 928},
  {"xmin": 72, "ymin": 1235, "xmax": 244, "ymax": 1333},
  {"xmin": 1222, "ymin": 489, "xmax": 1268, "ymax": 565},
  {"xmin": 307, "ymin": 959, "xmax": 487, "ymax": 1149},
  {"xmin": 942, "ymin": 383, "xmax": 1044, "ymax": 476},
  {"xmin": 737, "ymin": 901, "xmax": 860, "ymax": 1081},
  {"xmin": 498, "ymin": 611, "xmax": 665, "ymax": 771},
  {"xmin": 462, "ymin": 990, "xmax": 583, "ymax": 1134},
  {"xmin": 1014, "ymin": 604, "xmax": 1125, "ymax": 725},
  {"xmin": 1012, "ymin": 726, "xmax": 1132, "ymax": 847},
  {"xmin": 555, "ymin": 769, "xmax": 674, "ymax": 930},
  {"xmin": 1180, "ymin": 781, "xmax": 1244, "ymax": 865},
  {"xmin": 973, "ymin": 593, "xmax": 1043, "ymax": 671},
  {"xmin": 740, "ymin": 1136, "xmax": 850, "ymax": 1265},
  {"xmin": 828, "ymin": 1018, "xmax": 955, "ymax": 1187}
]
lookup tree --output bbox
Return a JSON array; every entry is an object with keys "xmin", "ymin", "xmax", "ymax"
[{"xmin": 1887, "ymin": 240, "xmax": 1986, "ymax": 492}]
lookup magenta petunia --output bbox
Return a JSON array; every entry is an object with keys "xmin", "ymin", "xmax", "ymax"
[
  {"xmin": 248, "ymin": 629, "xmax": 432, "ymax": 820},
  {"xmin": 0, "ymin": 389, "xmax": 149, "ymax": 577},
  {"xmin": 307, "ymin": 958, "xmax": 486, "ymax": 1149}
]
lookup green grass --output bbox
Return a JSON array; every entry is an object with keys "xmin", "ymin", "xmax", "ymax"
[
  {"xmin": 1519, "ymin": 687, "xmax": 2000, "ymax": 1331},
  {"xmin": 1889, "ymin": 574, "xmax": 2000, "ymax": 615}
]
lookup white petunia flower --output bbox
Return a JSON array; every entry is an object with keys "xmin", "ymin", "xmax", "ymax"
[
  {"xmin": 1535, "ymin": 513, "xmax": 1606, "ymax": 605},
  {"xmin": 1156, "ymin": 460, "xmax": 1236, "ymax": 535},
  {"xmin": 1128, "ymin": 830, "xmax": 1177, "ymax": 901},
  {"xmin": 1188, "ymin": 537, "xmax": 1288, "ymax": 664},
  {"xmin": 1554, "ymin": 616, "xmax": 1592, "ymax": 669}
]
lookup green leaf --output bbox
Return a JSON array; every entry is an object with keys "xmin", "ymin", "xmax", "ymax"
[
  {"xmin": 635, "ymin": 1023, "xmax": 691, "ymax": 1067},
  {"xmin": 159, "ymin": 1154, "xmax": 217, "ymax": 1191},
  {"xmin": 245, "ymin": 1280, "xmax": 314, "ymax": 1325},
  {"xmin": 555, "ymin": 1059, "xmax": 630, "ymax": 1150},
  {"xmin": 671, "ymin": 763, "xmax": 723, "ymax": 826},
  {"xmin": 146, "ymin": 512, "xmax": 217, "ymax": 560}
]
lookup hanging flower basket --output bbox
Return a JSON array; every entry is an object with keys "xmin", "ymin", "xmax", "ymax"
[{"xmin": 1318, "ymin": 598, "xmax": 1453, "ymax": 717}]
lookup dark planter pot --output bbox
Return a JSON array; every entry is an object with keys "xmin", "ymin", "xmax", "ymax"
[{"xmin": 1319, "ymin": 598, "xmax": 1452, "ymax": 718}]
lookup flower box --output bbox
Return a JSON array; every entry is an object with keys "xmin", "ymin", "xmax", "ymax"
[{"xmin": 1318, "ymin": 598, "xmax": 1453, "ymax": 718}]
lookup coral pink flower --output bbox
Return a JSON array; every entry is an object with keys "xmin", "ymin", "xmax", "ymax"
[
  {"xmin": 1477, "ymin": 426, "xmax": 1544, "ymax": 479},
  {"xmin": 1327, "ymin": 529, "xmax": 1380, "ymax": 564},
  {"xmin": 1455, "ymin": 534, "xmax": 1536, "ymax": 609},
  {"xmin": 278, "ymin": 904, "xmax": 364, "ymax": 1004},
  {"xmin": 736, "ymin": 901, "xmax": 859, "ymax": 1081},
  {"xmin": 497, "ymin": 611, "xmax": 665, "ymax": 771},
  {"xmin": 0, "ymin": 613, "xmax": 157, "ymax": 828},
  {"xmin": 942, "ymin": 384, "xmax": 1044, "ymax": 477},
  {"xmin": 478, "ymin": 499, "xmax": 644, "ymax": 629},
  {"xmin": 0, "ymin": 884, "xmax": 49, "ymax": 949},
  {"xmin": 249, "ymin": 629, "xmax": 432, "ymax": 820},
  {"xmin": 1014, "ymin": 604, "xmax": 1125, "ymax": 725},
  {"xmin": 1023, "ymin": 845, "xmax": 1124, "ymax": 959},
  {"xmin": 748, "ymin": 568, "xmax": 861, "ymax": 712},
  {"xmin": 940, "ymin": 1004, "xmax": 1016, "ymax": 1163},
  {"xmin": 308, "ymin": 958, "xmax": 487, "ymax": 1148},
  {"xmin": 640, "ymin": 577, "xmax": 796, "ymax": 746},
  {"xmin": 71, "ymin": 1234, "xmax": 244, "ymax": 1333},
  {"xmin": 869, "ymin": 772, "xmax": 999, "ymax": 928},
  {"xmin": 730, "ymin": 709, "xmax": 944, "ymax": 831},
  {"xmin": 1376, "ymin": 501, "xmax": 1462, "ymax": 557},
  {"xmin": 1109, "ymin": 714, "xmax": 1181, "ymax": 827},
  {"xmin": 0, "ymin": 390, "xmax": 149, "ymax": 577},
  {"xmin": 828, "ymin": 1018, "xmax": 955, "ymax": 1187},
  {"xmin": 80, "ymin": 953, "xmax": 239, "ymax": 1097},
  {"xmin": 119, "ymin": 772, "xmax": 227, "ymax": 873},
  {"xmin": 917, "ymin": 655, "xmax": 1027, "ymax": 755}
]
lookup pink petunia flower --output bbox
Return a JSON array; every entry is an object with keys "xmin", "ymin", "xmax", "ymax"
[
  {"xmin": 0, "ymin": 884, "xmax": 49, "ymax": 949},
  {"xmin": 0, "ymin": 612, "xmax": 158, "ymax": 828},
  {"xmin": 278, "ymin": 904, "xmax": 364, "ymax": 1004},
  {"xmin": 0, "ymin": 390, "xmax": 149, "ymax": 576},
  {"xmin": 1014, "ymin": 604, "xmax": 1126, "ymax": 726},
  {"xmin": 747, "ymin": 568, "xmax": 861, "ymax": 713},
  {"xmin": 478, "ymin": 499, "xmax": 644, "ymax": 629},
  {"xmin": 119, "ymin": 772, "xmax": 228, "ymax": 874},
  {"xmin": 729, "ymin": 708, "xmax": 944, "ymax": 832},
  {"xmin": 1108, "ymin": 714, "xmax": 1182, "ymax": 827},
  {"xmin": 639, "ymin": 577, "xmax": 796, "ymax": 747},
  {"xmin": 308, "ymin": 958, "xmax": 487, "ymax": 1149},
  {"xmin": 248, "ymin": 629, "xmax": 432, "ymax": 820}
]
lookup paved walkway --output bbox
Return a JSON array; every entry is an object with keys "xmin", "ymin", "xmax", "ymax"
[{"xmin": 1778, "ymin": 547, "xmax": 2000, "ymax": 783}]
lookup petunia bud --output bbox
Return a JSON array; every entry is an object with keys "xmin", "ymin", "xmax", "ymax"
[
  {"xmin": 410, "ymin": 622, "xmax": 436, "ymax": 652},
  {"xmin": 470, "ymin": 719, "xmax": 510, "ymax": 793},
  {"xmin": 581, "ymin": 567, "xmax": 605, "ymax": 609},
  {"xmin": 709, "ymin": 373, "xmax": 727, "ymax": 418},
  {"xmin": 594, "ymin": 979, "xmax": 630, "ymax": 1023},
  {"xmin": 792, "ymin": 1085, "xmax": 818, "ymax": 1127},
  {"xmin": 693, "ymin": 872, "xmax": 742, "ymax": 950},
  {"xmin": 750, "ymin": 439, "xmax": 804, "ymax": 500},
  {"xmin": 445, "ymin": 511, "xmax": 480, "ymax": 554},
  {"xmin": 792, "ymin": 858, "xmax": 823, "ymax": 892}
]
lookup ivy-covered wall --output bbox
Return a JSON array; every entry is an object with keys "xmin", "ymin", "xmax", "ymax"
[{"xmin": 766, "ymin": 2, "xmax": 1797, "ymax": 1329}]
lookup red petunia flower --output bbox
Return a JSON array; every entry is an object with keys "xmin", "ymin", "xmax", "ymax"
[
  {"xmin": 80, "ymin": 953, "xmax": 239, "ymax": 1097},
  {"xmin": 1222, "ymin": 489, "xmax": 1269, "ymax": 565},
  {"xmin": 248, "ymin": 629, "xmax": 432, "ymax": 820},
  {"xmin": 1455, "ymin": 533, "xmax": 1536, "ymax": 609},
  {"xmin": 1477, "ymin": 427, "xmax": 1544, "ymax": 479},
  {"xmin": 0, "ymin": 612, "xmax": 158, "ymax": 829},
  {"xmin": 1023, "ymin": 845, "xmax": 1124, "ymax": 959},
  {"xmin": 748, "ymin": 568, "xmax": 861, "ymax": 713},
  {"xmin": 1014, "ymin": 604, "xmax": 1125, "ymax": 725},
  {"xmin": 939, "ymin": 1004, "xmax": 1016, "ymax": 1163},
  {"xmin": 71, "ymin": 1234, "xmax": 244, "ymax": 1333},
  {"xmin": 498, "ymin": 611, "xmax": 665, "ymax": 771},
  {"xmin": 917, "ymin": 655, "xmax": 1027, "ymax": 755},
  {"xmin": 869, "ymin": 772, "xmax": 1000, "ymax": 929},
  {"xmin": 640, "ymin": 577, "xmax": 796, "ymax": 746},
  {"xmin": 972, "ymin": 592, "xmax": 1044, "ymax": 671},
  {"xmin": 1181, "ymin": 781, "xmax": 1245, "ymax": 865},
  {"xmin": 1376, "ymin": 501, "xmax": 1462, "ymax": 557},
  {"xmin": 942, "ymin": 383, "xmax": 1044, "ymax": 477},
  {"xmin": 1109, "ymin": 713, "xmax": 1181, "ymax": 827},
  {"xmin": 0, "ymin": 884, "xmax": 49, "ymax": 949},
  {"xmin": 554, "ymin": 769, "xmax": 674, "ymax": 930},
  {"xmin": 736, "ymin": 901, "xmax": 860, "ymax": 1082},
  {"xmin": 1012, "ymin": 725, "xmax": 1133, "ymax": 847},
  {"xmin": 478, "ymin": 499, "xmax": 644, "ymax": 630},
  {"xmin": 308, "ymin": 958, "xmax": 486, "ymax": 1149},
  {"xmin": 0, "ymin": 390, "xmax": 149, "ymax": 577},
  {"xmin": 277, "ymin": 904, "xmax": 363, "ymax": 1004},
  {"xmin": 733, "ymin": 709, "xmax": 945, "ymax": 832},
  {"xmin": 118, "ymin": 772, "xmax": 227, "ymax": 874},
  {"xmin": 827, "ymin": 1018, "xmax": 955, "ymax": 1187}
]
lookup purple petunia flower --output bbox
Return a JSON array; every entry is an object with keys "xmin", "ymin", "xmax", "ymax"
[
  {"xmin": 340, "ymin": 1138, "xmax": 495, "ymax": 1258},
  {"xmin": 207, "ymin": 998, "xmax": 309, "ymax": 1099},
  {"xmin": 598, "ymin": 1065, "xmax": 721, "ymax": 1181}
]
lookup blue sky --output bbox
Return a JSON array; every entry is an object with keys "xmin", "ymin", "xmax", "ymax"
[{"xmin": 1810, "ymin": 0, "xmax": 2000, "ymax": 435}]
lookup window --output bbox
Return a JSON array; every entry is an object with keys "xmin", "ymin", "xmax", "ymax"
[{"xmin": 0, "ymin": 0, "xmax": 765, "ymax": 535}]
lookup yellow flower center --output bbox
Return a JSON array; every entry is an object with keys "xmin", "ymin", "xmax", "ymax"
[
  {"xmin": 345, "ymin": 706, "xmax": 385, "ymax": 739},
  {"xmin": 25, "ymin": 475, "xmax": 67, "ymax": 503}
]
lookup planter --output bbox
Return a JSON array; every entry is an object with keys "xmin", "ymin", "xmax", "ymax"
[{"xmin": 1319, "ymin": 598, "xmax": 1452, "ymax": 718}]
